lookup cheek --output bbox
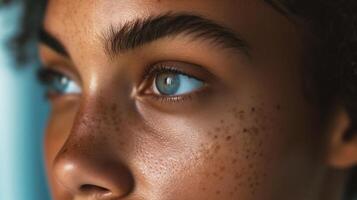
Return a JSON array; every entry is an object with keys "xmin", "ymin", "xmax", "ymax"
[
  {"xmin": 44, "ymin": 100, "xmax": 79, "ymax": 181},
  {"xmin": 193, "ymin": 106, "xmax": 271, "ymax": 199},
  {"xmin": 160, "ymin": 101, "xmax": 321, "ymax": 200},
  {"xmin": 46, "ymin": 100, "xmax": 78, "ymax": 146},
  {"xmin": 142, "ymin": 102, "xmax": 275, "ymax": 199}
]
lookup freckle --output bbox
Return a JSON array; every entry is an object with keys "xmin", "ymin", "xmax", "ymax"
[
  {"xmin": 220, "ymin": 119, "xmax": 224, "ymax": 124},
  {"xmin": 226, "ymin": 136, "xmax": 232, "ymax": 141},
  {"xmin": 61, "ymin": 147, "xmax": 68, "ymax": 154},
  {"xmin": 215, "ymin": 127, "xmax": 221, "ymax": 132},
  {"xmin": 234, "ymin": 113, "xmax": 239, "ymax": 119},
  {"xmin": 232, "ymin": 159, "xmax": 237, "ymax": 164},
  {"xmin": 234, "ymin": 172, "xmax": 241, "ymax": 179},
  {"xmin": 276, "ymin": 104, "xmax": 281, "ymax": 110},
  {"xmin": 251, "ymin": 107, "xmax": 256, "ymax": 112},
  {"xmin": 214, "ymin": 135, "xmax": 218, "ymax": 139},
  {"xmin": 220, "ymin": 166, "xmax": 226, "ymax": 171},
  {"xmin": 251, "ymin": 126, "xmax": 259, "ymax": 135},
  {"xmin": 216, "ymin": 190, "xmax": 221, "ymax": 195},
  {"xmin": 243, "ymin": 128, "xmax": 248, "ymax": 133},
  {"xmin": 214, "ymin": 145, "xmax": 221, "ymax": 152}
]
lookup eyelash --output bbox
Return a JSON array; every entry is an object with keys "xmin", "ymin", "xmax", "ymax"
[
  {"xmin": 37, "ymin": 63, "xmax": 207, "ymax": 103},
  {"xmin": 141, "ymin": 63, "xmax": 206, "ymax": 103}
]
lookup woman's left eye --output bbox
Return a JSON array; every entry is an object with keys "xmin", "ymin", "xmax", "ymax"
[{"xmin": 153, "ymin": 71, "xmax": 204, "ymax": 96}]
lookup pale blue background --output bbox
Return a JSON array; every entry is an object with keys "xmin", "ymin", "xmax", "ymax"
[{"xmin": 0, "ymin": 2, "xmax": 51, "ymax": 200}]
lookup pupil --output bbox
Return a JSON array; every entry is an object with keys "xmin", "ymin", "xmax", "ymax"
[
  {"xmin": 156, "ymin": 73, "xmax": 180, "ymax": 95},
  {"xmin": 54, "ymin": 76, "xmax": 69, "ymax": 93},
  {"xmin": 165, "ymin": 77, "xmax": 173, "ymax": 85}
]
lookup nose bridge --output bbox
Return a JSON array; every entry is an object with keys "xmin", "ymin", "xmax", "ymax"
[{"xmin": 53, "ymin": 97, "xmax": 134, "ymax": 198}]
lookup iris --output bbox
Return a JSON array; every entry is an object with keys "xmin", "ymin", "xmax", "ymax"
[
  {"xmin": 155, "ymin": 72, "xmax": 203, "ymax": 96},
  {"xmin": 39, "ymin": 70, "xmax": 81, "ymax": 95},
  {"xmin": 49, "ymin": 75, "xmax": 81, "ymax": 94}
]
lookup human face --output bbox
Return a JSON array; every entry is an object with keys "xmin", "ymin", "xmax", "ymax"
[{"xmin": 39, "ymin": 0, "xmax": 329, "ymax": 200}]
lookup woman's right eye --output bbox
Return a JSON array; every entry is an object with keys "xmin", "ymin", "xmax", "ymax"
[{"xmin": 37, "ymin": 68, "xmax": 81, "ymax": 97}]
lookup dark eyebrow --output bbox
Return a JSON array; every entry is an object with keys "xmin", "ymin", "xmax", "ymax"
[
  {"xmin": 39, "ymin": 29, "xmax": 69, "ymax": 57},
  {"xmin": 102, "ymin": 13, "xmax": 250, "ymax": 58}
]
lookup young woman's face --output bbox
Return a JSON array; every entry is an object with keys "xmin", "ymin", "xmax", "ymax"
[{"xmin": 40, "ymin": 0, "xmax": 331, "ymax": 199}]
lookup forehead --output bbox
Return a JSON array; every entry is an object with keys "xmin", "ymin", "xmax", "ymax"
[
  {"xmin": 43, "ymin": 0, "xmax": 298, "ymax": 72},
  {"xmin": 43, "ymin": 0, "xmax": 281, "ymax": 46}
]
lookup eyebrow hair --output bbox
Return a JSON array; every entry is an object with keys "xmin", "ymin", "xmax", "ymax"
[
  {"xmin": 264, "ymin": 0, "xmax": 290, "ymax": 16},
  {"xmin": 264, "ymin": 0, "xmax": 298, "ymax": 23},
  {"xmin": 39, "ymin": 29, "xmax": 69, "ymax": 57},
  {"xmin": 102, "ymin": 13, "xmax": 250, "ymax": 58}
]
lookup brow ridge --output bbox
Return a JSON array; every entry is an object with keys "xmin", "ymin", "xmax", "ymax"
[
  {"xmin": 39, "ymin": 29, "xmax": 69, "ymax": 57},
  {"xmin": 102, "ymin": 12, "xmax": 250, "ymax": 58}
]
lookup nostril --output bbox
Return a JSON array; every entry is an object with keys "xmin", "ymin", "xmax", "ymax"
[
  {"xmin": 53, "ymin": 147, "xmax": 135, "ymax": 198},
  {"xmin": 80, "ymin": 184, "xmax": 112, "ymax": 197}
]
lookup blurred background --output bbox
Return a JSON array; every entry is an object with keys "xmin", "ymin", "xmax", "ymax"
[{"xmin": 0, "ymin": 0, "xmax": 51, "ymax": 200}]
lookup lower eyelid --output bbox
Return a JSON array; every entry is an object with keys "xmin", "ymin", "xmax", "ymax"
[{"xmin": 135, "ymin": 85, "xmax": 213, "ymax": 115}]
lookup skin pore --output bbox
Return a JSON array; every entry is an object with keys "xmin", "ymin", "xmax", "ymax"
[{"xmin": 39, "ymin": 0, "xmax": 357, "ymax": 200}]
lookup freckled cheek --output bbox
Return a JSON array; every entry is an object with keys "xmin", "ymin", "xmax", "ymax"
[
  {"xmin": 173, "ymin": 104, "xmax": 278, "ymax": 198},
  {"xmin": 194, "ymin": 137, "xmax": 266, "ymax": 198}
]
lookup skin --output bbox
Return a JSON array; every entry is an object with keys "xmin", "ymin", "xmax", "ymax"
[{"xmin": 39, "ymin": 0, "xmax": 357, "ymax": 200}]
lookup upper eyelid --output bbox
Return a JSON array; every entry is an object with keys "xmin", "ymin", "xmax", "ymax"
[
  {"xmin": 143, "ymin": 61, "xmax": 215, "ymax": 83},
  {"xmin": 144, "ymin": 65, "xmax": 203, "ymax": 83},
  {"xmin": 38, "ymin": 45, "xmax": 83, "ymax": 85}
]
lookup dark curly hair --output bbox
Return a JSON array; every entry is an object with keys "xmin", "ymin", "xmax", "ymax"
[
  {"xmin": 6, "ymin": 0, "xmax": 357, "ymax": 199},
  {"xmin": 5, "ymin": 0, "xmax": 46, "ymax": 64},
  {"xmin": 265, "ymin": 1, "xmax": 357, "ymax": 199}
]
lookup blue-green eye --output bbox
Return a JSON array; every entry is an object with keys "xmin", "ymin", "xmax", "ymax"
[
  {"xmin": 154, "ymin": 72, "xmax": 204, "ymax": 96},
  {"xmin": 38, "ymin": 69, "xmax": 81, "ymax": 96}
]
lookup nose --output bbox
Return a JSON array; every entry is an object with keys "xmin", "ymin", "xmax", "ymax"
[
  {"xmin": 54, "ymin": 154, "xmax": 134, "ymax": 199},
  {"xmin": 53, "ymin": 107, "xmax": 134, "ymax": 199}
]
